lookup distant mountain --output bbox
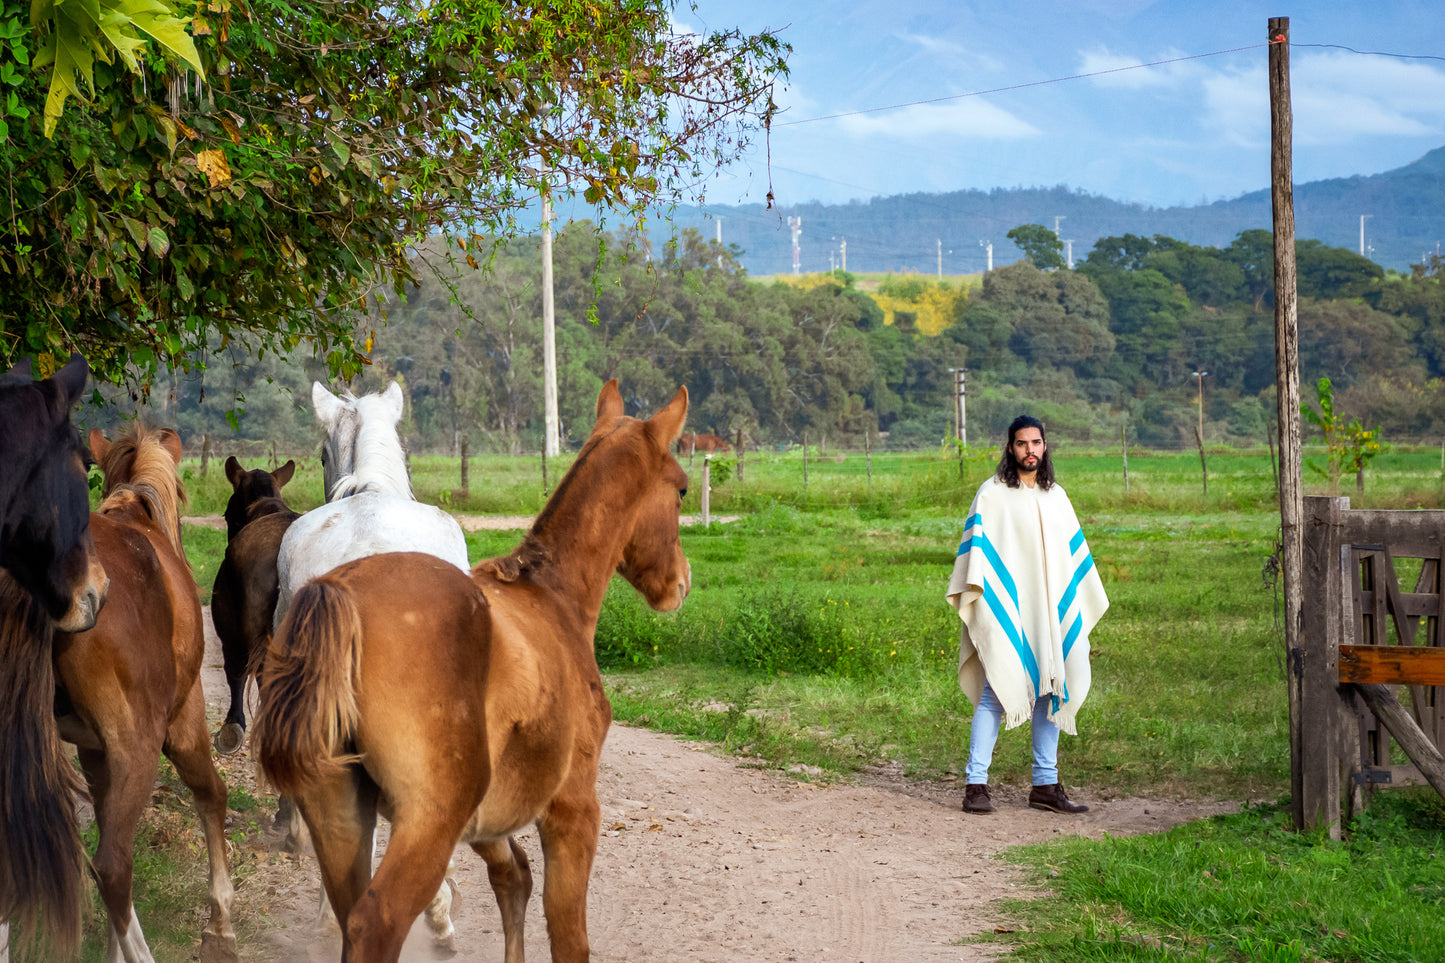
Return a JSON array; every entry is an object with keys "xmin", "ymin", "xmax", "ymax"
[{"xmin": 667, "ymin": 146, "xmax": 1445, "ymax": 277}]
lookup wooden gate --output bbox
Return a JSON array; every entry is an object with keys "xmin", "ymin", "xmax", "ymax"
[{"xmin": 1297, "ymin": 496, "xmax": 1445, "ymax": 836}]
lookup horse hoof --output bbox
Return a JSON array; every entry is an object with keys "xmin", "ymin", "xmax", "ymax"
[
  {"xmin": 213, "ymin": 723, "xmax": 246, "ymax": 755},
  {"xmin": 199, "ymin": 931, "xmax": 240, "ymax": 963}
]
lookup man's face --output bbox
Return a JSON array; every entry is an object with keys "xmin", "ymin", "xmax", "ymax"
[{"xmin": 1010, "ymin": 426, "xmax": 1046, "ymax": 473}]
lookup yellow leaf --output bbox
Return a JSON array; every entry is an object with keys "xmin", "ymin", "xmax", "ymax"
[{"xmin": 195, "ymin": 149, "xmax": 232, "ymax": 188}]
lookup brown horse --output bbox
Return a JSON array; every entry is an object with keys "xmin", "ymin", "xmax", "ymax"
[
  {"xmin": 255, "ymin": 380, "xmax": 691, "ymax": 962},
  {"xmin": 211, "ymin": 457, "xmax": 299, "ymax": 754},
  {"xmin": 48, "ymin": 426, "xmax": 237, "ymax": 963},
  {"xmin": 0, "ymin": 354, "xmax": 109, "ymax": 961},
  {"xmin": 676, "ymin": 431, "xmax": 732, "ymax": 455}
]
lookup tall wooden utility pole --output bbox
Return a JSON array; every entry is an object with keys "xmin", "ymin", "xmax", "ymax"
[
  {"xmin": 1270, "ymin": 17, "xmax": 1323, "ymax": 834},
  {"xmin": 541, "ymin": 189, "xmax": 559, "ymax": 457}
]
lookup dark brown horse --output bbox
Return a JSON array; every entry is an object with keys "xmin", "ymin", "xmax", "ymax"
[
  {"xmin": 255, "ymin": 380, "xmax": 691, "ymax": 962},
  {"xmin": 676, "ymin": 431, "xmax": 732, "ymax": 455},
  {"xmin": 0, "ymin": 354, "xmax": 109, "ymax": 961},
  {"xmin": 211, "ymin": 457, "xmax": 299, "ymax": 754},
  {"xmin": 48, "ymin": 426, "xmax": 237, "ymax": 963}
]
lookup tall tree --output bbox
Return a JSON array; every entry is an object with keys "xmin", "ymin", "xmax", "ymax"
[
  {"xmin": 1006, "ymin": 223, "xmax": 1065, "ymax": 270},
  {"xmin": 2, "ymin": 1, "xmax": 788, "ymax": 387}
]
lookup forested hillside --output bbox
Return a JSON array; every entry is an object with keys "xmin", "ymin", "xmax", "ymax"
[
  {"xmin": 671, "ymin": 145, "xmax": 1445, "ymax": 277},
  {"xmin": 109, "ymin": 220, "xmax": 1445, "ymax": 458}
]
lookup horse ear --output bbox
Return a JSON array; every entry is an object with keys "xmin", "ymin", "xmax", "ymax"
[
  {"xmin": 89, "ymin": 428, "xmax": 110, "ymax": 465},
  {"xmin": 647, "ymin": 386, "xmax": 689, "ymax": 446},
  {"xmin": 595, "ymin": 379, "xmax": 623, "ymax": 423},
  {"xmin": 157, "ymin": 428, "xmax": 183, "ymax": 464},
  {"xmin": 383, "ymin": 381, "xmax": 405, "ymax": 424},
  {"xmin": 225, "ymin": 456, "xmax": 245, "ymax": 488},
  {"xmin": 312, "ymin": 381, "xmax": 343, "ymax": 425},
  {"xmin": 273, "ymin": 459, "xmax": 296, "ymax": 488},
  {"xmin": 52, "ymin": 354, "xmax": 89, "ymax": 407}
]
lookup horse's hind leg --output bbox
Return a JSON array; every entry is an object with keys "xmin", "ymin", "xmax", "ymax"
[
  {"xmin": 346, "ymin": 815, "xmax": 463, "ymax": 963},
  {"xmin": 473, "ymin": 837, "xmax": 533, "ymax": 963},
  {"xmin": 292, "ymin": 767, "xmax": 378, "ymax": 939},
  {"xmin": 164, "ymin": 679, "xmax": 238, "ymax": 963},
  {"xmin": 76, "ymin": 746, "xmax": 158, "ymax": 963}
]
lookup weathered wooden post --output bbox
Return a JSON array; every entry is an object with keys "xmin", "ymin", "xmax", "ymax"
[
  {"xmin": 702, "ymin": 454, "xmax": 712, "ymax": 527},
  {"xmin": 865, "ymin": 430, "xmax": 872, "ymax": 488},
  {"xmin": 802, "ymin": 432, "xmax": 809, "ymax": 489},
  {"xmin": 1121, "ymin": 424, "xmax": 1128, "ymax": 494},
  {"xmin": 1269, "ymin": 15, "xmax": 1311, "ymax": 832},
  {"xmin": 460, "ymin": 436, "xmax": 470, "ymax": 497},
  {"xmin": 735, "ymin": 428, "xmax": 744, "ymax": 485},
  {"xmin": 1300, "ymin": 495, "xmax": 1347, "ymax": 836}
]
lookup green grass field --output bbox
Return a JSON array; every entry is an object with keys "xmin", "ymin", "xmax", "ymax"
[{"xmin": 107, "ymin": 444, "xmax": 1445, "ymax": 961}]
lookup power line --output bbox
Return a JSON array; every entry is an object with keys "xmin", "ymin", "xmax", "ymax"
[
  {"xmin": 773, "ymin": 40, "xmax": 1445, "ymax": 130},
  {"xmin": 774, "ymin": 43, "xmax": 1272, "ymax": 128}
]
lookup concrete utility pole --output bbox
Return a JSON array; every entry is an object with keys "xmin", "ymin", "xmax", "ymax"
[
  {"xmin": 788, "ymin": 216, "xmax": 802, "ymax": 275},
  {"xmin": 1359, "ymin": 214, "xmax": 1372, "ymax": 258},
  {"xmin": 840, "ymin": 237, "xmax": 847, "ymax": 273},
  {"xmin": 1053, "ymin": 215, "xmax": 1066, "ymax": 238},
  {"xmin": 979, "ymin": 240, "xmax": 993, "ymax": 272},
  {"xmin": 541, "ymin": 189, "xmax": 559, "ymax": 457},
  {"xmin": 1064, "ymin": 239, "xmax": 1074, "ymax": 269}
]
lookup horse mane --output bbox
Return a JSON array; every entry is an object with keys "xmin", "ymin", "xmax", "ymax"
[
  {"xmin": 329, "ymin": 390, "xmax": 412, "ymax": 499},
  {"xmin": 473, "ymin": 536, "xmax": 552, "ymax": 583},
  {"xmin": 96, "ymin": 425, "xmax": 188, "ymax": 561}
]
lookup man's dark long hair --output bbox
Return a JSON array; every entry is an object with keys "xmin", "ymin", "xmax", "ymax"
[{"xmin": 995, "ymin": 414, "xmax": 1055, "ymax": 490}]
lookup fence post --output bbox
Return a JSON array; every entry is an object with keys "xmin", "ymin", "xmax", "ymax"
[
  {"xmin": 460, "ymin": 436, "xmax": 470, "ymax": 497},
  {"xmin": 735, "ymin": 428, "xmax": 744, "ymax": 486},
  {"xmin": 865, "ymin": 430, "xmax": 872, "ymax": 488},
  {"xmin": 702, "ymin": 455, "xmax": 711, "ymax": 527},
  {"xmin": 802, "ymin": 432, "xmax": 808, "ymax": 489},
  {"xmin": 1298, "ymin": 495, "xmax": 1348, "ymax": 836},
  {"xmin": 1120, "ymin": 424, "xmax": 1128, "ymax": 494}
]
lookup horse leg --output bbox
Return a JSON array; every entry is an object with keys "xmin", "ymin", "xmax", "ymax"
[
  {"xmin": 420, "ymin": 858, "xmax": 460, "ymax": 955},
  {"xmin": 472, "ymin": 837, "xmax": 533, "ymax": 963},
  {"xmin": 163, "ymin": 679, "xmax": 238, "ymax": 963},
  {"xmin": 291, "ymin": 768, "xmax": 378, "ymax": 942},
  {"xmin": 75, "ymin": 746, "xmax": 158, "ymax": 963},
  {"xmin": 537, "ymin": 794, "xmax": 602, "ymax": 963},
  {"xmin": 344, "ymin": 814, "xmax": 461, "ymax": 963},
  {"xmin": 276, "ymin": 794, "xmax": 313, "ymax": 853}
]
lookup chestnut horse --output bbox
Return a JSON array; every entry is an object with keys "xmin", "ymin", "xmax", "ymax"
[
  {"xmin": 271, "ymin": 381, "xmax": 466, "ymax": 949},
  {"xmin": 211, "ymin": 457, "xmax": 299, "ymax": 755},
  {"xmin": 0, "ymin": 354, "xmax": 109, "ymax": 962},
  {"xmin": 51, "ymin": 426, "xmax": 237, "ymax": 963},
  {"xmin": 255, "ymin": 380, "xmax": 691, "ymax": 962}
]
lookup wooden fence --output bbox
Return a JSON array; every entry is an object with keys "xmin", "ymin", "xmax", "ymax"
[{"xmin": 1297, "ymin": 495, "xmax": 1445, "ymax": 836}]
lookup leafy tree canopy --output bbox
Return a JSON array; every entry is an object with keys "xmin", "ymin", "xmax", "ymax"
[
  {"xmin": 1005, "ymin": 223, "xmax": 1064, "ymax": 270},
  {"xmin": 2, "ymin": 0, "xmax": 788, "ymax": 387}
]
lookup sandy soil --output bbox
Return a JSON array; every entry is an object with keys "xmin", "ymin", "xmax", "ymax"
[{"xmin": 198, "ymin": 610, "xmax": 1237, "ymax": 963}]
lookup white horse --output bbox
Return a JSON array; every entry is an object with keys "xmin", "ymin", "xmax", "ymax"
[{"xmin": 272, "ymin": 380, "xmax": 467, "ymax": 953}]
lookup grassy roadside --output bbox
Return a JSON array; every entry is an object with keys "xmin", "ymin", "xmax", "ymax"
[{"xmin": 143, "ymin": 445, "xmax": 1445, "ymax": 962}]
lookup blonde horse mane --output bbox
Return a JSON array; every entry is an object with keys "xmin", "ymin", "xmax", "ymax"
[{"xmin": 95, "ymin": 425, "xmax": 188, "ymax": 561}]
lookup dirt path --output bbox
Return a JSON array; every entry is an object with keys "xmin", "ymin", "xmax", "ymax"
[{"xmin": 200, "ymin": 610, "xmax": 1236, "ymax": 963}]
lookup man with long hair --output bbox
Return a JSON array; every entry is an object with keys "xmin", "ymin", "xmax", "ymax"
[{"xmin": 945, "ymin": 415, "xmax": 1108, "ymax": 815}]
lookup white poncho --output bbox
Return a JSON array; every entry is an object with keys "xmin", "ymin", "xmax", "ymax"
[{"xmin": 945, "ymin": 477, "xmax": 1108, "ymax": 734}]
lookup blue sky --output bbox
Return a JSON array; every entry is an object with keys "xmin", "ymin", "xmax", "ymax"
[{"xmin": 674, "ymin": 0, "xmax": 1445, "ymax": 210}]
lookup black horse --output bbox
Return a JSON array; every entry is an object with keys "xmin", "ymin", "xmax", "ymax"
[{"xmin": 0, "ymin": 353, "xmax": 109, "ymax": 960}]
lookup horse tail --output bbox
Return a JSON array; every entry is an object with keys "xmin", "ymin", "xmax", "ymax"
[
  {"xmin": 0, "ymin": 578, "xmax": 85, "ymax": 960},
  {"xmin": 254, "ymin": 576, "xmax": 365, "ymax": 797}
]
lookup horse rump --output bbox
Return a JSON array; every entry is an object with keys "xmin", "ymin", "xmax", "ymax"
[{"xmin": 254, "ymin": 576, "xmax": 366, "ymax": 797}]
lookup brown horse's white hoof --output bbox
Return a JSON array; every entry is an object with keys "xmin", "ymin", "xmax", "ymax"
[
  {"xmin": 199, "ymin": 929, "xmax": 240, "ymax": 963},
  {"xmin": 213, "ymin": 723, "xmax": 246, "ymax": 755}
]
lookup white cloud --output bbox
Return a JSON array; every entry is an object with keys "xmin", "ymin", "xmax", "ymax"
[
  {"xmin": 1077, "ymin": 46, "xmax": 1203, "ymax": 89},
  {"xmin": 833, "ymin": 98, "xmax": 1040, "ymax": 140}
]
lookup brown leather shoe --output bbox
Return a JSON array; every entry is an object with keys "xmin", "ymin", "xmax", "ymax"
[
  {"xmin": 1028, "ymin": 782, "xmax": 1089, "ymax": 814},
  {"xmin": 962, "ymin": 783, "xmax": 995, "ymax": 814}
]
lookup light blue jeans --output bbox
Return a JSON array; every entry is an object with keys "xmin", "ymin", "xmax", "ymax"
[{"xmin": 965, "ymin": 681, "xmax": 1060, "ymax": 786}]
